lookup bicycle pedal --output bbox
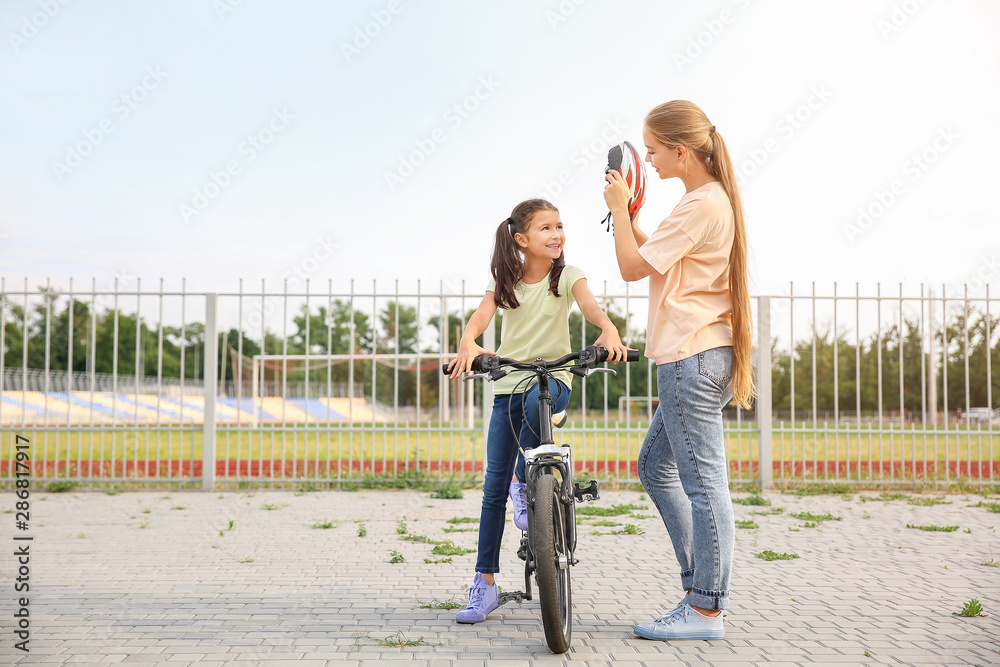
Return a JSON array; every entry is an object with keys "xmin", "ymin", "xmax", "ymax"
[
  {"xmin": 498, "ymin": 591, "xmax": 529, "ymax": 605},
  {"xmin": 573, "ymin": 479, "xmax": 600, "ymax": 502},
  {"xmin": 516, "ymin": 535, "xmax": 529, "ymax": 561}
]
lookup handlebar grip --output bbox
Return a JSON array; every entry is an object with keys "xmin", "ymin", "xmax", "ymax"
[
  {"xmin": 441, "ymin": 363, "xmax": 452, "ymax": 375},
  {"xmin": 594, "ymin": 347, "xmax": 641, "ymax": 363},
  {"xmin": 442, "ymin": 354, "xmax": 499, "ymax": 375}
]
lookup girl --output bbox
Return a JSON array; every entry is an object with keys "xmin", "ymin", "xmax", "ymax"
[
  {"xmin": 446, "ymin": 198, "xmax": 630, "ymax": 624},
  {"xmin": 603, "ymin": 101, "xmax": 754, "ymax": 641}
]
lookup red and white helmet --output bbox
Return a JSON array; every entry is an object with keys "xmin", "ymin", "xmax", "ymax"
[{"xmin": 601, "ymin": 140, "xmax": 647, "ymax": 232}]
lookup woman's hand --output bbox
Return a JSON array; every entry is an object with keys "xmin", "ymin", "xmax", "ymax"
[
  {"xmin": 447, "ymin": 335, "xmax": 495, "ymax": 379},
  {"xmin": 604, "ymin": 170, "xmax": 631, "ymax": 217},
  {"xmin": 593, "ymin": 326, "xmax": 632, "ymax": 364}
]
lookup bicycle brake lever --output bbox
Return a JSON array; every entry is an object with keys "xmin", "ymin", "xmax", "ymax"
[
  {"xmin": 462, "ymin": 373, "xmax": 491, "ymax": 383},
  {"xmin": 583, "ymin": 368, "xmax": 617, "ymax": 378}
]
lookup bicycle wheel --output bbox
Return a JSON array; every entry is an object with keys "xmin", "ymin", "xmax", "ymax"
[{"xmin": 533, "ymin": 472, "xmax": 572, "ymax": 653}]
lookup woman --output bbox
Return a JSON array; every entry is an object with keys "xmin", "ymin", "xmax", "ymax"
[{"xmin": 604, "ymin": 100, "xmax": 754, "ymax": 641}]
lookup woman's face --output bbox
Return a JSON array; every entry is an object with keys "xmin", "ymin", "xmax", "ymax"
[{"xmin": 642, "ymin": 125, "xmax": 681, "ymax": 180}]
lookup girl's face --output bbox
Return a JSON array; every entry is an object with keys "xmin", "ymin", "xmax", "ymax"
[
  {"xmin": 642, "ymin": 125, "xmax": 683, "ymax": 180},
  {"xmin": 516, "ymin": 209, "xmax": 565, "ymax": 262}
]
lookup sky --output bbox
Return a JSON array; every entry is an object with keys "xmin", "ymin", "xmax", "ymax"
[{"xmin": 2, "ymin": 0, "xmax": 999, "ymax": 311}]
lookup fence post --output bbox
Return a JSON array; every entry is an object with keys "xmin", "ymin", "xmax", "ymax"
[
  {"xmin": 757, "ymin": 296, "xmax": 773, "ymax": 489},
  {"xmin": 203, "ymin": 293, "xmax": 218, "ymax": 491},
  {"xmin": 481, "ymin": 315, "xmax": 495, "ymax": 464}
]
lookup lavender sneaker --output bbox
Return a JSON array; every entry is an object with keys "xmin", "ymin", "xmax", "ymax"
[
  {"xmin": 509, "ymin": 479, "xmax": 528, "ymax": 531},
  {"xmin": 455, "ymin": 573, "xmax": 499, "ymax": 624}
]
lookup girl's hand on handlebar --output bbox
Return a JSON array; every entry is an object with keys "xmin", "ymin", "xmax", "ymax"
[
  {"xmin": 447, "ymin": 336, "xmax": 495, "ymax": 379},
  {"xmin": 594, "ymin": 327, "xmax": 632, "ymax": 364}
]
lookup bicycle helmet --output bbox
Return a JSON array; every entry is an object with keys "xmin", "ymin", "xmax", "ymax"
[{"xmin": 600, "ymin": 140, "xmax": 647, "ymax": 232}]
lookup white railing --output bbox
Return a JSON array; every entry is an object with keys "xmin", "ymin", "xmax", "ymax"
[{"xmin": 0, "ymin": 278, "xmax": 996, "ymax": 488}]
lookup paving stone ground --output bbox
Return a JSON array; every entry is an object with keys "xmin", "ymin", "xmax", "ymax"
[{"xmin": 1, "ymin": 486, "xmax": 999, "ymax": 666}]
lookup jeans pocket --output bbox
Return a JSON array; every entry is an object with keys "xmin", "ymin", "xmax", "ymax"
[{"xmin": 698, "ymin": 346, "xmax": 733, "ymax": 391}]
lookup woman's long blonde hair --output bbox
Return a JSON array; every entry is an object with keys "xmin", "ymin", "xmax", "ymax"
[{"xmin": 644, "ymin": 100, "xmax": 756, "ymax": 409}]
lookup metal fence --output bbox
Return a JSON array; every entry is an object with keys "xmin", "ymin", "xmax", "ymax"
[{"xmin": 1, "ymin": 278, "xmax": 996, "ymax": 488}]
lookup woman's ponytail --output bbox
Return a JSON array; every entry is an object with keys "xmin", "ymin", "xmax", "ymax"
[{"xmin": 645, "ymin": 101, "xmax": 757, "ymax": 409}]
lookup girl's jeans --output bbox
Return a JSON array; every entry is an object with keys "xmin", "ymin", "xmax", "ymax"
[
  {"xmin": 474, "ymin": 380, "xmax": 571, "ymax": 574},
  {"xmin": 637, "ymin": 346, "xmax": 735, "ymax": 611}
]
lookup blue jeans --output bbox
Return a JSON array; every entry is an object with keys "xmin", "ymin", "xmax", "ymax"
[
  {"xmin": 637, "ymin": 346, "xmax": 735, "ymax": 611},
  {"xmin": 475, "ymin": 380, "xmax": 571, "ymax": 574}
]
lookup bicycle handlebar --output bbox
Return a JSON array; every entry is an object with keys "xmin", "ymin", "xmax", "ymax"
[{"xmin": 441, "ymin": 346, "xmax": 639, "ymax": 376}]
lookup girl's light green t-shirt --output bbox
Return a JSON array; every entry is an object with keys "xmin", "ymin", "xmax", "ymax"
[{"xmin": 486, "ymin": 265, "xmax": 586, "ymax": 395}]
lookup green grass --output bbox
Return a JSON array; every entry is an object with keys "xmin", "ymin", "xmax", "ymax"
[
  {"xmin": 953, "ymin": 598, "xmax": 986, "ymax": 617},
  {"xmin": 981, "ymin": 559, "xmax": 999, "ymax": 567},
  {"xmin": 860, "ymin": 492, "xmax": 911, "ymax": 502},
  {"xmin": 755, "ymin": 550, "xmax": 799, "ymax": 561},
  {"xmin": 576, "ymin": 503, "xmax": 648, "ymax": 517},
  {"xmin": 310, "ymin": 520, "xmax": 336, "ymax": 529},
  {"xmin": 356, "ymin": 522, "xmax": 367, "ymax": 537},
  {"xmin": 399, "ymin": 533, "xmax": 437, "ymax": 544},
  {"xmin": 446, "ymin": 517, "xmax": 479, "ymax": 524},
  {"xmin": 591, "ymin": 519, "xmax": 621, "ymax": 527},
  {"xmin": 441, "ymin": 526, "xmax": 476, "ymax": 533},
  {"xmin": 617, "ymin": 523, "xmax": 644, "ymax": 535},
  {"xmin": 364, "ymin": 630, "xmax": 426, "ymax": 646},
  {"xmin": 45, "ymin": 480, "xmax": 79, "ymax": 492},
  {"xmin": 970, "ymin": 501, "xmax": 1000, "ymax": 513},
  {"xmin": 906, "ymin": 523, "xmax": 959, "ymax": 532},
  {"xmin": 733, "ymin": 494, "xmax": 770, "ymax": 506},
  {"xmin": 431, "ymin": 541, "xmax": 475, "ymax": 556},
  {"xmin": 907, "ymin": 496, "xmax": 952, "ymax": 506},
  {"xmin": 416, "ymin": 597, "xmax": 463, "ymax": 610},
  {"xmin": 423, "ymin": 557, "xmax": 452, "ymax": 564},
  {"xmin": 430, "ymin": 486, "xmax": 463, "ymax": 499},
  {"xmin": 789, "ymin": 511, "xmax": 842, "ymax": 523},
  {"xmin": 735, "ymin": 519, "xmax": 759, "ymax": 529},
  {"xmin": 388, "ymin": 549, "xmax": 405, "ymax": 564},
  {"xmin": 750, "ymin": 507, "xmax": 785, "ymax": 516},
  {"xmin": 260, "ymin": 503, "xmax": 284, "ymax": 510},
  {"xmin": 396, "ymin": 520, "xmax": 408, "ymax": 534}
]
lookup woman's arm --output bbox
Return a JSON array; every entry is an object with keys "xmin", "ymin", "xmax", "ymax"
[
  {"xmin": 447, "ymin": 292, "xmax": 498, "ymax": 378},
  {"xmin": 604, "ymin": 170, "xmax": 656, "ymax": 281},
  {"xmin": 571, "ymin": 279, "xmax": 631, "ymax": 363}
]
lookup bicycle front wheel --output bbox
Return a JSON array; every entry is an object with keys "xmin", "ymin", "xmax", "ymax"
[{"xmin": 533, "ymin": 472, "xmax": 572, "ymax": 653}]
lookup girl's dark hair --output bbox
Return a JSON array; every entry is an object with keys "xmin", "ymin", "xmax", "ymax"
[{"xmin": 490, "ymin": 198, "xmax": 565, "ymax": 310}]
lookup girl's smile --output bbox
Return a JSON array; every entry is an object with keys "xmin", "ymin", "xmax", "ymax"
[{"xmin": 516, "ymin": 209, "xmax": 565, "ymax": 261}]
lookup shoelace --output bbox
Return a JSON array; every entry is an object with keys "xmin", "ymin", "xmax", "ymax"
[
  {"xmin": 466, "ymin": 581, "xmax": 485, "ymax": 609},
  {"xmin": 653, "ymin": 605, "xmax": 689, "ymax": 626}
]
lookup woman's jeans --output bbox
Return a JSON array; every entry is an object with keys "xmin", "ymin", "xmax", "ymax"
[
  {"xmin": 475, "ymin": 380, "xmax": 571, "ymax": 574},
  {"xmin": 637, "ymin": 346, "xmax": 735, "ymax": 611}
]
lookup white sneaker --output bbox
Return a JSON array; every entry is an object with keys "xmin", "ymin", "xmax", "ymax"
[
  {"xmin": 633, "ymin": 603, "xmax": 725, "ymax": 640},
  {"xmin": 509, "ymin": 479, "xmax": 528, "ymax": 531}
]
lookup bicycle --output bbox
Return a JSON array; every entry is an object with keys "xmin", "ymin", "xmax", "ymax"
[{"xmin": 444, "ymin": 345, "xmax": 638, "ymax": 653}]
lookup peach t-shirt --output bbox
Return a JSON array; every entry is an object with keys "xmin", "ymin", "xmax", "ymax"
[{"xmin": 637, "ymin": 181, "xmax": 735, "ymax": 364}]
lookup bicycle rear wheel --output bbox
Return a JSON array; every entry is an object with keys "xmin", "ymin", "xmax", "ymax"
[{"xmin": 533, "ymin": 472, "xmax": 572, "ymax": 653}]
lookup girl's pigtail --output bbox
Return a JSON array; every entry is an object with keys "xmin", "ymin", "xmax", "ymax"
[{"xmin": 491, "ymin": 218, "xmax": 523, "ymax": 310}]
